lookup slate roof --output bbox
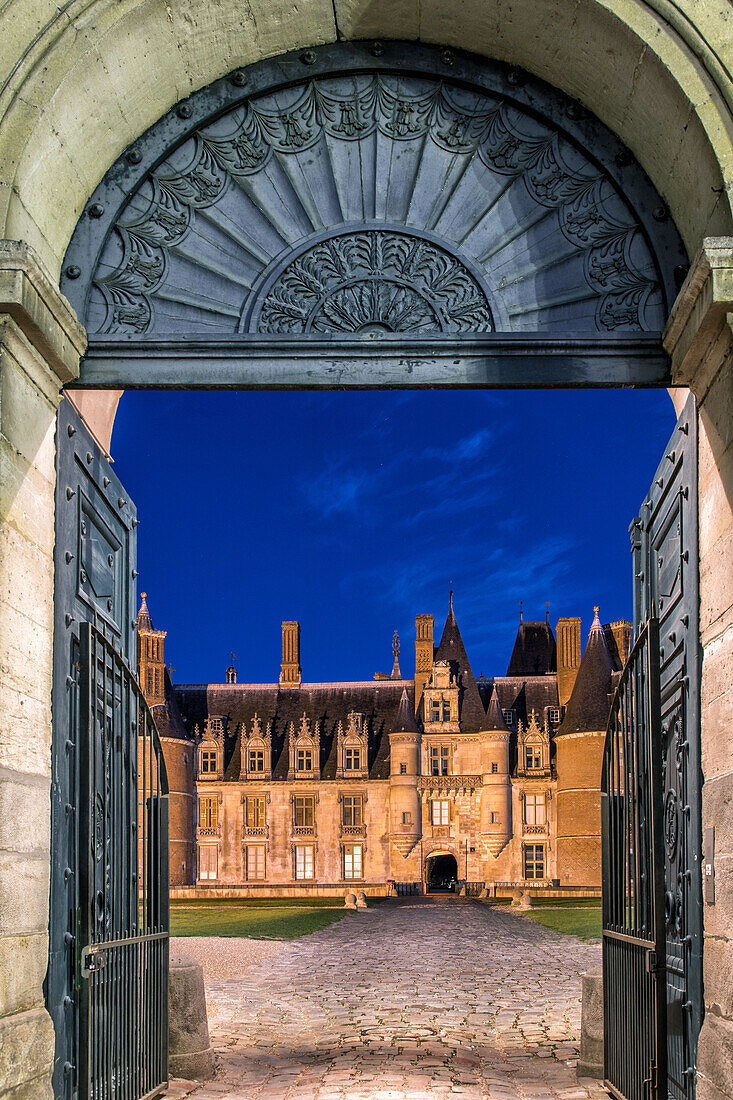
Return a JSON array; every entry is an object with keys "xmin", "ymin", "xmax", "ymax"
[
  {"xmin": 477, "ymin": 676, "xmax": 559, "ymax": 726},
  {"xmin": 149, "ymin": 667, "xmax": 190, "ymax": 741},
  {"xmin": 433, "ymin": 598, "xmax": 488, "ymax": 733},
  {"xmin": 506, "ymin": 621, "xmax": 557, "ymax": 676},
  {"xmin": 556, "ymin": 608, "xmax": 614, "ymax": 735},
  {"xmin": 484, "ymin": 687, "xmax": 511, "ymax": 732},
  {"xmin": 173, "ymin": 680, "xmax": 415, "ymax": 780}
]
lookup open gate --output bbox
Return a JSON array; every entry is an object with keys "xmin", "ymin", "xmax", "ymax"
[
  {"xmin": 48, "ymin": 399, "xmax": 169, "ymax": 1100},
  {"xmin": 602, "ymin": 392, "xmax": 703, "ymax": 1100}
]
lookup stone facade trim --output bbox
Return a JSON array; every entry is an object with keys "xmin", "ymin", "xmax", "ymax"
[
  {"xmin": 664, "ymin": 236, "xmax": 733, "ymax": 389},
  {"xmin": 0, "ymin": 241, "xmax": 85, "ymax": 386}
]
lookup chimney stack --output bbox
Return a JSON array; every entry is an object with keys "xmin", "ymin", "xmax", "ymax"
[
  {"xmin": 414, "ymin": 614, "xmax": 434, "ymax": 705},
  {"xmin": 280, "ymin": 621, "xmax": 302, "ymax": 684},
  {"xmin": 556, "ymin": 617, "xmax": 581, "ymax": 706}
]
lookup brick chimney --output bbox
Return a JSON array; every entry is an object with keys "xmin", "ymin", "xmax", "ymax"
[
  {"xmin": 556, "ymin": 616, "xmax": 581, "ymax": 706},
  {"xmin": 280, "ymin": 621, "xmax": 302, "ymax": 684}
]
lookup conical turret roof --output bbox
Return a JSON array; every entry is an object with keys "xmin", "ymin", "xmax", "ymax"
[
  {"xmin": 556, "ymin": 607, "xmax": 614, "ymax": 735},
  {"xmin": 434, "ymin": 594, "xmax": 487, "ymax": 733},
  {"xmin": 137, "ymin": 591, "xmax": 153, "ymax": 631},
  {"xmin": 484, "ymin": 686, "xmax": 511, "ymax": 732},
  {"xmin": 393, "ymin": 687, "xmax": 419, "ymax": 733}
]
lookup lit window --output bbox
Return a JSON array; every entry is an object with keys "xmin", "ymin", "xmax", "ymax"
[
  {"xmin": 296, "ymin": 747, "xmax": 313, "ymax": 771},
  {"xmin": 294, "ymin": 795, "xmax": 315, "ymax": 828},
  {"xmin": 491, "ymin": 762, "xmax": 499, "ymax": 774},
  {"xmin": 244, "ymin": 797, "xmax": 266, "ymax": 829},
  {"xmin": 295, "ymin": 844, "xmax": 314, "ymax": 880},
  {"xmin": 199, "ymin": 796, "xmax": 218, "ymax": 829},
  {"xmin": 245, "ymin": 845, "xmax": 266, "ymax": 881},
  {"xmin": 431, "ymin": 800, "xmax": 449, "ymax": 826},
  {"xmin": 402, "ymin": 812, "xmax": 412, "ymax": 825},
  {"xmin": 524, "ymin": 793, "xmax": 546, "ymax": 825},
  {"xmin": 400, "ymin": 762, "xmax": 407, "ymax": 775},
  {"xmin": 342, "ymin": 795, "xmax": 363, "ymax": 827},
  {"xmin": 198, "ymin": 845, "xmax": 217, "ymax": 881},
  {"xmin": 248, "ymin": 748, "xmax": 265, "ymax": 772},
  {"xmin": 523, "ymin": 844, "xmax": 545, "ymax": 880},
  {"xmin": 525, "ymin": 745, "xmax": 542, "ymax": 770},
  {"xmin": 429, "ymin": 745, "xmax": 450, "ymax": 776},
  {"xmin": 345, "ymin": 747, "xmax": 361, "ymax": 771},
  {"xmin": 201, "ymin": 749, "xmax": 217, "ymax": 773},
  {"xmin": 343, "ymin": 843, "xmax": 363, "ymax": 880}
]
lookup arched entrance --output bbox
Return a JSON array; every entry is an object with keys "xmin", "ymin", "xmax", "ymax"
[{"xmin": 425, "ymin": 851, "xmax": 459, "ymax": 893}]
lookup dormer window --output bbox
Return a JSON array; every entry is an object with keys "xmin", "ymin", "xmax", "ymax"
[
  {"xmin": 296, "ymin": 747, "xmax": 313, "ymax": 772},
  {"xmin": 525, "ymin": 745, "xmax": 542, "ymax": 770},
  {"xmin": 201, "ymin": 748, "xmax": 217, "ymax": 773},
  {"xmin": 345, "ymin": 747, "xmax": 361, "ymax": 771},
  {"xmin": 503, "ymin": 708, "xmax": 516, "ymax": 729},
  {"xmin": 248, "ymin": 746, "xmax": 265, "ymax": 772}
]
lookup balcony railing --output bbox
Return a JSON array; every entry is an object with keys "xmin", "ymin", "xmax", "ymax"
[
  {"xmin": 523, "ymin": 823, "xmax": 549, "ymax": 835},
  {"xmin": 243, "ymin": 825, "xmax": 267, "ymax": 837},
  {"xmin": 198, "ymin": 825, "xmax": 220, "ymax": 837},
  {"xmin": 342, "ymin": 824, "xmax": 365, "ymax": 836},
  {"xmin": 292, "ymin": 824, "xmax": 316, "ymax": 836}
]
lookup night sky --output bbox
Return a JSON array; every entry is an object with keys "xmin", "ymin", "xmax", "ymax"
[{"xmin": 110, "ymin": 389, "xmax": 676, "ymax": 686}]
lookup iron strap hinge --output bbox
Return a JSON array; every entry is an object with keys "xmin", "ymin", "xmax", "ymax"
[
  {"xmin": 645, "ymin": 949, "xmax": 661, "ymax": 974},
  {"xmin": 80, "ymin": 946, "xmax": 106, "ymax": 978},
  {"xmin": 643, "ymin": 1062, "xmax": 659, "ymax": 1096}
]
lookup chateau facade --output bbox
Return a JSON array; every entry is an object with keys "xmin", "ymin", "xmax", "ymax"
[{"xmin": 138, "ymin": 593, "xmax": 630, "ymax": 895}]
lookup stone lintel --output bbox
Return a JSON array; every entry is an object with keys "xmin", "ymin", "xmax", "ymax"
[
  {"xmin": 0, "ymin": 240, "xmax": 86, "ymax": 387},
  {"xmin": 664, "ymin": 237, "xmax": 733, "ymax": 389}
]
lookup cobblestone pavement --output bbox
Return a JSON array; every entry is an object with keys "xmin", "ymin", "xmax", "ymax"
[{"xmin": 173, "ymin": 898, "xmax": 606, "ymax": 1100}]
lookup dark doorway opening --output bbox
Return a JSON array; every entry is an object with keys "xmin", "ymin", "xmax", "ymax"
[{"xmin": 425, "ymin": 854, "xmax": 458, "ymax": 893}]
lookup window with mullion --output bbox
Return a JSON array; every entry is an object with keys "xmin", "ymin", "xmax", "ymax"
[
  {"xmin": 294, "ymin": 795, "xmax": 315, "ymax": 828},
  {"xmin": 342, "ymin": 794, "xmax": 363, "ymax": 827},
  {"xmin": 245, "ymin": 796, "xmax": 266, "ymax": 829},
  {"xmin": 343, "ymin": 843, "xmax": 363, "ymax": 880},
  {"xmin": 429, "ymin": 744, "xmax": 450, "ymax": 776},
  {"xmin": 523, "ymin": 843, "xmax": 545, "ymax": 879}
]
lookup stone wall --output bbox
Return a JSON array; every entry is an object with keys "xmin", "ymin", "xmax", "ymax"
[
  {"xmin": 0, "ymin": 243, "xmax": 84, "ymax": 1098},
  {"xmin": 554, "ymin": 732, "xmax": 605, "ymax": 888}
]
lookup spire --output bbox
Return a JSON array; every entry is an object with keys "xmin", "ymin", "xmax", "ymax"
[
  {"xmin": 434, "ymin": 594, "xmax": 487, "ymax": 733},
  {"xmin": 137, "ymin": 591, "xmax": 153, "ymax": 631},
  {"xmin": 394, "ymin": 687, "xmax": 419, "ymax": 733},
  {"xmin": 485, "ymin": 686, "xmax": 510, "ymax": 732},
  {"xmin": 545, "ymin": 602, "xmax": 550, "ymax": 624},
  {"xmin": 556, "ymin": 604, "xmax": 614, "ymax": 735},
  {"xmin": 226, "ymin": 652, "xmax": 237, "ymax": 684},
  {"xmin": 519, "ymin": 600, "xmax": 523, "ymax": 624},
  {"xmin": 391, "ymin": 630, "xmax": 401, "ymax": 680}
]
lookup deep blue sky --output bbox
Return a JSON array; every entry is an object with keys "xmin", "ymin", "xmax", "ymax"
[{"xmin": 110, "ymin": 390, "xmax": 676, "ymax": 685}]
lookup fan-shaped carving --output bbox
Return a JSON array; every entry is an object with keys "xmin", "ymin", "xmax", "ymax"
[{"xmin": 70, "ymin": 50, "xmax": 683, "ymax": 344}]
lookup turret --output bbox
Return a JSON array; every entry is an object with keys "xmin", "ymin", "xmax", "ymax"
[
  {"xmin": 554, "ymin": 606, "xmax": 614, "ymax": 887},
  {"xmin": 137, "ymin": 592, "xmax": 167, "ymax": 705},
  {"xmin": 414, "ymin": 614, "xmax": 434, "ymax": 705},
  {"xmin": 389, "ymin": 689, "xmax": 422, "ymax": 858},
  {"xmin": 480, "ymin": 689, "xmax": 512, "ymax": 857}
]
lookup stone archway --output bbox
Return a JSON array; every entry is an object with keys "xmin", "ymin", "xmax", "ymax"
[{"xmin": 425, "ymin": 850, "xmax": 459, "ymax": 893}]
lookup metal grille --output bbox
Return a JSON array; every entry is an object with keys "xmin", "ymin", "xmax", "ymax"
[
  {"xmin": 602, "ymin": 618, "xmax": 666, "ymax": 1100},
  {"xmin": 78, "ymin": 622, "xmax": 169, "ymax": 1100}
]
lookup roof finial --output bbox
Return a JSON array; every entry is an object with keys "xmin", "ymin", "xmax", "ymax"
[
  {"xmin": 591, "ymin": 605, "xmax": 602, "ymax": 633},
  {"xmin": 449, "ymin": 588, "xmax": 453, "ymax": 612},
  {"xmin": 519, "ymin": 600, "xmax": 523, "ymax": 624},
  {"xmin": 545, "ymin": 601, "xmax": 550, "ymax": 624},
  {"xmin": 391, "ymin": 630, "xmax": 401, "ymax": 680}
]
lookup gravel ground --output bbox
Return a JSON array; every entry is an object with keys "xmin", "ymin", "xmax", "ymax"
[{"xmin": 170, "ymin": 936, "xmax": 284, "ymax": 981}]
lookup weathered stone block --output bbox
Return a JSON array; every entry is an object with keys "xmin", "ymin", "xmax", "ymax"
[
  {"xmin": 0, "ymin": 848, "xmax": 50, "ymax": 936},
  {"xmin": 698, "ymin": 1012, "xmax": 733, "ymax": 1100},
  {"xmin": 169, "ymin": 954, "xmax": 215, "ymax": 1081},
  {"xmin": 0, "ymin": 1006, "xmax": 54, "ymax": 1095},
  {"xmin": 704, "ymin": 935, "xmax": 733, "ymax": 1021},
  {"xmin": 578, "ymin": 970, "xmax": 603, "ymax": 1079},
  {"xmin": 0, "ymin": 773, "xmax": 50, "ymax": 853},
  {"xmin": 0, "ymin": 932, "xmax": 48, "ymax": 1017}
]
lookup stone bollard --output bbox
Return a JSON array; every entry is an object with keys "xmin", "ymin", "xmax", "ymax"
[
  {"xmin": 344, "ymin": 891, "xmax": 358, "ymax": 909},
  {"xmin": 578, "ymin": 970, "xmax": 604, "ymax": 1079},
  {"xmin": 355, "ymin": 890, "xmax": 368, "ymax": 909},
  {"xmin": 510, "ymin": 888, "xmax": 523, "ymax": 908},
  {"xmin": 479, "ymin": 887, "xmax": 489, "ymax": 899},
  {"xmin": 517, "ymin": 891, "xmax": 533, "ymax": 910},
  {"xmin": 169, "ymin": 953, "xmax": 215, "ymax": 1081}
]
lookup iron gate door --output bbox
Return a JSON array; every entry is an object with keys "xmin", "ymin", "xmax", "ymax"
[
  {"xmin": 49, "ymin": 399, "xmax": 170, "ymax": 1100},
  {"xmin": 602, "ymin": 391, "xmax": 702, "ymax": 1100}
]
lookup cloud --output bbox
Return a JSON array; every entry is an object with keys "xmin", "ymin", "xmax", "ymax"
[{"xmin": 303, "ymin": 468, "xmax": 376, "ymax": 516}]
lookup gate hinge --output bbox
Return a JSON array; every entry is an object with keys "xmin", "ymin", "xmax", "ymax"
[
  {"xmin": 80, "ymin": 946, "xmax": 106, "ymax": 978},
  {"xmin": 646, "ymin": 950, "xmax": 659, "ymax": 974},
  {"xmin": 643, "ymin": 1062, "xmax": 658, "ymax": 1094}
]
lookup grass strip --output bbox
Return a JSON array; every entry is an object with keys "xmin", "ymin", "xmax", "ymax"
[{"xmin": 524, "ymin": 906, "xmax": 602, "ymax": 943}]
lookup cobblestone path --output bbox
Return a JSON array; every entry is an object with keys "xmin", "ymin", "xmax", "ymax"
[{"xmin": 175, "ymin": 898, "xmax": 606, "ymax": 1100}]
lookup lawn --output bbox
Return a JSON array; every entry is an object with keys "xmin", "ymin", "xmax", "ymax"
[
  {"xmin": 169, "ymin": 898, "xmax": 381, "ymax": 939},
  {"xmin": 524, "ymin": 905, "xmax": 602, "ymax": 942}
]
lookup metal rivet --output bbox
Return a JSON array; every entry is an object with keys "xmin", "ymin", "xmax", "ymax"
[
  {"xmin": 67, "ymin": 424, "xmax": 76, "ymax": 437},
  {"xmin": 229, "ymin": 69, "xmax": 248, "ymax": 87},
  {"xmin": 653, "ymin": 205, "xmax": 668, "ymax": 221},
  {"xmin": 566, "ymin": 102, "xmax": 582, "ymax": 119},
  {"xmin": 81, "ymin": 521, "xmax": 86, "ymax": 535},
  {"xmin": 615, "ymin": 148, "xmax": 633, "ymax": 168},
  {"xmin": 132, "ymin": 569, "xmax": 139, "ymax": 579},
  {"xmin": 88, "ymin": 203, "xmax": 105, "ymax": 219},
  {"xmin": 64, "ymin": 867, "xmax": 74, "ymax": 881},
  {"xmin": 86, "ymin": 451, "xmax": 93, "ymax": 464},
  {"xmin": 66, "ymin": 487, "xmax": 75, "ymax": 500},
  {"xmin": 118, "ymin": 497, "xmax": 127, "ymax": 509},
  {"xmin": 103, "ymin": 476, "xmax": 111, "ymax": 488},
  {"xmin": 108, "ymin": 553, "xmax": 114, "ymax": 566},
  {"xmin": 177, "ymin": 102, "xmax": 193, "ymax": 119},
  {"xmin": 131, "ymin": 518, "xmax": 139, "ymax": 528},
  {"xmin": 126, "ymin": 148, "xmax": 142, "ymax": 165},
  {"xmin": 301, "ymin": 49, "xmax": 317, "ymax": 65},
  {"xmin": 65, "ymin": 613, "xmax": 74, "ymax": 628},
  {"xmin": 80, "ymin": 568, "xmax": 87, "ymax": 582},
  {"xmin": 107, "ymin": 599, "xmax": 113, "ymax": 611},
  {"xmin": 65, "ymin": 552, "xmax": 74, "ymax": 564},
  {"xmin": 440, "ymin": 50, "xmax": 454, "ymax": 66},
  {"xmin": 65, "ymin": 264, "xmax": 81, "ymax": 280},
  {"xmin": 370, "ymin": 41, "xmax": 384, "ymax": 57},
  {"xmin": 63, "ymin": 996, "xmax": 73, "ymax": 1007},
  {"xmin": 506, "ymin": 69, "xmax": 524, "ymax": 86}
]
